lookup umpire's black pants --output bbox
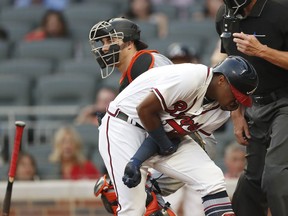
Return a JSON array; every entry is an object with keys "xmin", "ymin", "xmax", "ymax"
[{"xmin": 232, "ymin": 93, "xmax": 288, "ymax": 216}]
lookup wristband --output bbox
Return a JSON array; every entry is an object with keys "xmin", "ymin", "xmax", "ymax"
[
  {"xmin": 132, "ymin": 136, "xmax": 159, "ymax": 164},
  {"xmin": 148, "ymin": 126, "xmax": 174, "ymax": 150}
]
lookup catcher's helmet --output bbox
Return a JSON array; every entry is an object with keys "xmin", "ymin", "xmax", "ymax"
[
  {"xmin": 212, "ymin": 55, "xmax": 258, "ymax": 107},
  {"xmin": 89, "ymin": 17, "xmax": 148, "ymax": 78}
]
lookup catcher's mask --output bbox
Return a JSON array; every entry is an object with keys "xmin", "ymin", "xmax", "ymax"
[
  {"xmin": 224, "ymin": 0, "xmax": 252, "ymax": 15},
  {"xmin": 89, "ymin": 17, "xmax": 148, "ymax": 79},
  {"xmin": 220, "ymin": 0, "xmax": 250, "ymax": 39}
]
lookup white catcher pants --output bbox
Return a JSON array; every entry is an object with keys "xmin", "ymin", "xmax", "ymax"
[{"xmin": 99, "ymin": 113, "xmax": 226, "ymax": 216}]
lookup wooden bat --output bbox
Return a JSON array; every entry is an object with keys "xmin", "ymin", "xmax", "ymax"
[{"xmin": 2, "ymin": 121, "xmax": 25, "ymax": 216}]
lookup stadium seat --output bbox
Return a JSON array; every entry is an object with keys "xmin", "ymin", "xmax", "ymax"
[
  {"xmin": 56, "ymin": 58, "xmax": 102, "ymax": 82},
  {"xmin": 34, "ymin": 73, "xmax": 96, "ymax": 106},
  {"xmin": 25, "ymin": 143, "xmax": 60, "ymax": 179},
  {"xmin": 0, "ymin": 59, "xmax": 54, "ymax": 83},
  {"xmin": 81, "ymin": 41, "xmax": 94, "ymax": 59},
  {"xmin": 188, "ymin": 2, "xmax": 205, "ymax": 17},
  {"xmin": 0, "ymin": 6, "xmax": 46, "ymax": 27},
  {"xmin": 0, "ymin": 41, "xmax": 10, "ymax": 59},
  {"xmin": 77, "ymin": 0, "xmax": 129, "ymax": 11},
  {"xmin": 213, "ymin": 119, "xmax": 235, "ymax": 170},
  {"xmin": 0, "ymin": 163, "xmax": 9, "ymax": 181},
  {"xmin": 64, "ymin": 3, "xmax": 117, "ymax": 27},
  {"xmin": 74, "ymin": 123, "xmax": 105, "ymax": 173},
  {"xmin": 74, "ymin": 124, "xmax": 99, "ymax": 160},
  {"xmin": 100, "ymin": 69, "xmax": 122, "ymax": 90},
  {"xmin": 168, "ymin": 19, "xmax": 217, "ymax": 41},
  {"xmin": 0, "ymin": 0, "xmax": 11, "ymax": 8},
  {"xmin": 0, "ymin": 75, "xmax": 31, "ymax": 106},
  {"xmin": 0, "ymin": 21, "xmax": 32, "ymax": 42},
  {"xmin": 148, "ymin": 36, "xmax": 205, "ymax": 57},
  {"xmin": 167, "ymin": 20, "xmax": 219, "ymax": 64},
  {"xmin": 154, "ymin": 4, "xmax": 178, "ymax": 20},
  {"xmin": 69, "ymin": 22, "xmax": 93, "ymax": 41},
  {"xmin": 91, "ymin": 147, "xmax": 106, "ymax": 174},
  {"xmin": 133, "ymin": 20, "xmax": 158, "ymax": 41},
  {"xmin": 12, "ymin": 39, "xmax": 74, "ymax": 62}
]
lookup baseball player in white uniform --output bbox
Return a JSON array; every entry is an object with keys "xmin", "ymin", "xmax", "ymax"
[
  {"xmin": 98, "ymin": 56, "xmax": 258, "ymax": 216},
  {"xmin": 157, "ymin": 42, "xmax": 224, "ymax": 216}
]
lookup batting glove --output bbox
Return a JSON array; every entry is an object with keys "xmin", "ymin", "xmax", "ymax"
[{"xmin": 122, "ymin": 158, "xmax": 142, "ymax": 188}]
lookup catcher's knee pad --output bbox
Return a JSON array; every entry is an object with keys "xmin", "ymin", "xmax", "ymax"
[
  {"xmin": 94, "ymin": 174, "xmax": 176, "ymax": 216},
  {"xmin": 94, "ymin": 175, "xmax": 118, "ymax": 214},
  {"xmin": 145, "ymin": 182, "xmax": 176, "ymax": 216},
  {"xmin": 145, "ymin": 194, "xmax": 176, "ymax": 216}
]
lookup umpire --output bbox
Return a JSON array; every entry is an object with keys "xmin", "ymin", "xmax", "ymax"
[{"xmin": 216, "ymin": 0, "xmax": 288, "ymax": 216}]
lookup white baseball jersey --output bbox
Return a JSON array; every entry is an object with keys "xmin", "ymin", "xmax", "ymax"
[
  {"xmin": 100, "ymin": 63, "xmax": 230, "ymax": 215},
  {"xmin": 109, "ymin": 63, "xmax": 229, "ymax": 136}
]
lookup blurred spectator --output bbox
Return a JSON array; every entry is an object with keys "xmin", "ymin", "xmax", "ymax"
[
  {"xmin": 151, "ymin": 0, "xmax": 195, "ymax": 19},
  {"xmin": 166, "ymin": 42, "xmax": 200, "ymax": 64},
  {"xmin": 75, "ymin": 86, "xmax": 118, "ymax": 127},
  {"xmin": 168, "ymin": 0, "xmax": 195, "ymax": 18},
  {"xmin": 124, "ymin": 0, "xmax": 168, "ymax": 38},
  {"xmin": 44, "ymin": 0, "xmax": 70, "ymax": 10},
  {"xmin": 15, "ymin": 152, "xmax": 39, "ymax": 181},
  {"xmin": 203, "ymin": 0, "xmax": 223, "ymax": 19},
  {"xmin": 0, "ymin": 27, "xmax": 8, "ymax": 40},
  {"xmin": 24, "ymin": 9, "xmax": 69, "ymax": 41},
  {"xmin": 14, "ymin": 0, "xmax": 70, "ymax": 10},
  {"xmin": 224, "ymin": 142, "xmax": 246, "ymax": 179},
  {"xmin": 14, "ymin": 0, "xmax": 43, "ymax": 7},
  {"xmin": 193, "ymin": 0, "xmax": 223, "ymax": 20},
  {"xmin": 49, "ymin": 126, "xmax": 100, "ymax": 180}
]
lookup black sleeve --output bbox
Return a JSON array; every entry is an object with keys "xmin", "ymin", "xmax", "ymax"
[{"xmin": 130, "ymin": 53, "xmax": 153, "ymax": 81}]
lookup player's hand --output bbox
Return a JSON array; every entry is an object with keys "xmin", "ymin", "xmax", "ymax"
[
  {"xmin": 231, "ymin": 107, "xmax": 250, "ymax": 145},
  {"xmin": 158, "ymin": 137, "xmax": 181, "ymax": 156},
  {"xmin": 122, "ymin": 158, "xmax": 141, "ymax": 188}
]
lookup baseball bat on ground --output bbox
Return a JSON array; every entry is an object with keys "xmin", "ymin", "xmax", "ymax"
[{"xmin": 2, "ymin": 121, "xmax": 25, "ymax": 216}]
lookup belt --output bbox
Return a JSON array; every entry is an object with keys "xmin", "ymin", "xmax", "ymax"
[
  {"xmin": 115, "ymin": 111, "xmax": 144, "ymax": 129},
  {"xmin": 252, "ymin": 87, "xmax": 288, "ymax": 105}
]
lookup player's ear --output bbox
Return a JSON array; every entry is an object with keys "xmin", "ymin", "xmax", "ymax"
[
  {"xmin": 127, "ymin": 41, "xmax": 133, "ymax": 50},
  {"xmin": 218, "ymin": 75, "xmax": 227, "ymax": 86}
]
